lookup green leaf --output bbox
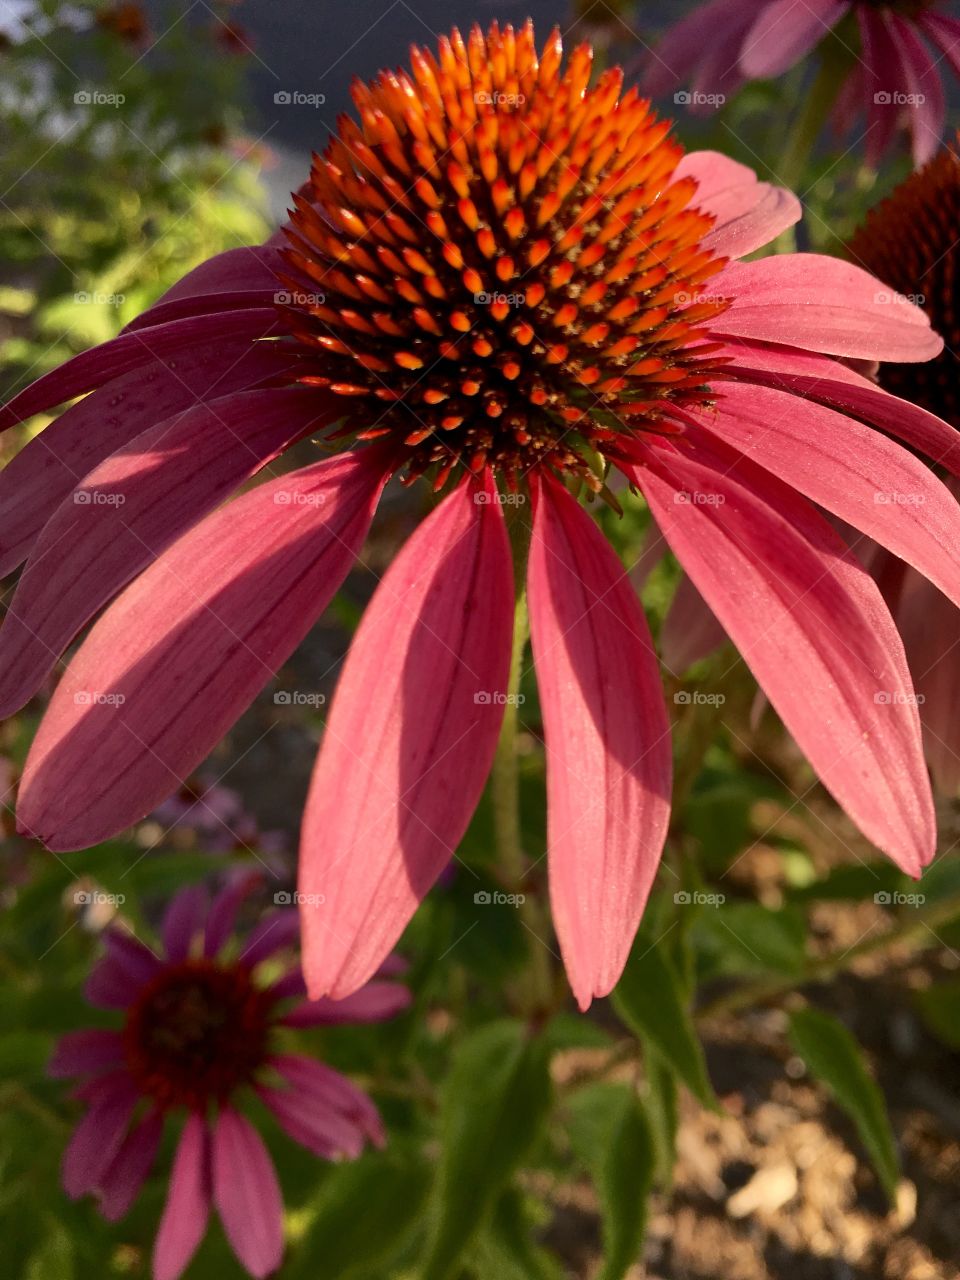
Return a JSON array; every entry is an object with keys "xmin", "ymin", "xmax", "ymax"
[
  {"xmin": 642, "ymin": 1054, "xmax": 679, "ymax": 1191},
  {"xmin": 914, "ymin": 978, "xmax": 960, "ymax": 1050},
  {"xmin": 471, "ymin": 1191, "xmax": 564, "ymax": 1280},
  {"xmin": 612, "ymin": 941, "xmax": 716, "ymax": 1108},
  {"xmin": 287, "ymin": 1151, "xmax": 430, "ymax": 1280},
  {"xmin": 698, "ymin": 902, "xmax": 807, "ymax": 977},
  {"xmin": 423, "ymin": 1021, "xmax": 552, "ymax": 1280},
  {"xmin": 567, "ymin": 1083, "xmax": 654, "ymax": 1280},
  {"xmin": 788, "ymin": 1007, "xmax": 899, "ymax": 1201}
]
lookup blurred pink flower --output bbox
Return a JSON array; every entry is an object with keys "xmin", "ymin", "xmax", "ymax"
[
  {"xmin": 643, "ymin": 0, "xmax": 960, "ymax": 165},
  {"xmin": 4, "ymin": 24, "xmax": 960, "ymax": 1008},
  {"xmin": 49, "ymin": 878, "xmax": 409, "ymax": 1280}
]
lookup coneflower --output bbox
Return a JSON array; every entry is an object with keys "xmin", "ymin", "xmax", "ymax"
[{"xmin": 4, "ymin": 24, "xmax": 960, "ymax": 1008}]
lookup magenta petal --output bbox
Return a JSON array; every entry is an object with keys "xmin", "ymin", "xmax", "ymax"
[
  {"xmin": 676, "ymin": 151, "xmax": 801, "ymax": 259},
  {"xmin": 860, "ymin": 8, "xmax": 903, "ymax": 164},
  {"xmin": 153, "ymin": 1114, "xmax": 211, "ymax": 1280},
  {"xmin": 99, "ymin": 1109, "xmax": 164, "ymax": 1222},
  {"xmin": 212, "ymin": 1109, "xmax": 284, "ymax": 1279},
  {"xmin": 897, "ymin": 564, "xmax": 960, "ymax": 796},
  {"xmin": 0, "ymin": 389, "xmax": 336, "ymax": 717},
  {"xmin": 632, "ymin": 437, "xmax": 935, "ymax": 875},
  {"xmin": 270, "ymin": 1053, "xmax": 383, "ymax": 1147},
  {"xmin": 0, "ymin": 309, "xmax": 279, "ymax": 431},
  {"xmin": 919, "ymin": 12, "xmax": 960, "ymax": 80},
  {"xmin": 84, "ymin": 930, "xmax": 162, "ymax": 1007},
  {"xmin": 124, "ymin": 247, "xmax": 285, "ymax": 331},
  {"xmin": 643, "ymin": 0, "xmax": 754, "ymax": 96},
  {"xmin": 161, "ymin": 886, "xmax": 208, "ymax": 963},
  {"xmin": 17, "ymin": 450, "xmax": 387, "ymax": 851},
  {"xmin": 887, "ymin": 14, "xmax": 945, "ymax": 167},
  {"xmin": 714, "ymin": 255, "xmax": 941, "ymax": 361},
  {"xmin": 239, "ymin": 910, "xmax": 300, "ymax": 968},
  {"xmin": 299, "ymin": 472, "xmax": 514, "ymax": 999},
  {"xmin": 204, "ymin": 870, "xmax": 262, "ymax": 957},
  {"xmin": 702, "ymin": 382, "xmax": 960, "ymax": 614},
  {"xmin": 528, "ymin": 474, "xmax": 672, "ymax": 1010},
  {"xmin": 281, "ymin": 981, "xmax": 411, "ymax": 1027},
  {"xmin": 660, "ymin": 573, "xmax": 729, "ymax": 673},
  {"xmin": 62, "ymin": 1070, "xmax": 139, "ymax": 1198},
  {"xmin": 740, "ymin": 0, "xmax": 848, "ymax": 79},
  {"xmin": 0, "ymin": 339, "xmax": 299, "ymax": 578},
  {"xmin": 48, "ymin": 1029, "xmax": 125, "ymax": 1079}
]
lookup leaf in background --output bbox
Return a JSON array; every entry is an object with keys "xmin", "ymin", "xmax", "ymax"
[
  {"xmin": 914, "ymin": 978, "xmax": 960, "ymax": 1050},
  {"xmin": 24, "ymin": 1219, "xmax": 74, "ymax": 1280},
  {"xmin": 423, "ymin": 1020, "xmax": 552, "ymax": 1280},
  {"xmin": 612, "ymin": 940, "xmax": 716, "ymax": 1108},
  {"xmin": 566, "ymin": 1082, "xmax": 654, "ymax": 1280},
  {"xmin": 788, "ymin": 1007, "xmax": 899, "ymax": 1201},
  {"xmin": 642, "ymin": 1054, "xmax": 679, "ymax": 1191},
  {"xmin": 697, "ymin": 902, "xmax": 807, "ymax": 977},
  {"xmin": 470, "ymin": 1190, "xmax": 565, "ymax": 1280},
  {"xmin": 286, "ymin": 1150, "xmax": 430, "ymax": 1280}
]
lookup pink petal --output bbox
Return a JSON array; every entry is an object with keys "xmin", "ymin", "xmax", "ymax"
[
  {"xmin": 204, "ymin": 870, "xmax": 262, "ymax": 957},
  {"xmin": 713, "ymin": 255, "xmax": 941, "ymax": 361},
  {"xmin": 0, "ymin": 309, "xmax": 279, "ymax": 432},
  {"xmin": 268, "ymin": 1054, "xmax": 383, "ymax": 1148},
  {"xmin": 299, "ymin": 472, "xmax": 513, "ymax": 999},
  {"xmin": 258, "ymin": 1083, "xmax": 368, "ymax": 1160},
  {"xmin": 740, "ymin": 0, "xmax": 848, "ymax": 79},
  {"xmin": 161, "ymin": 886, "xmax": 208, "ymax": 963},
  {"xmin": 281, "ymin": 981, "xmax": 411, "ymax": 1027},
  {"xmin": 919, "ymin": 12, "xmax": 960, "ymax": 80},
  {"xmin": 17, "ymin": 449, "xmax": 388, "ymax": 851},
  {"xmin": 886, "ymin": 14, "xmax": 945, "ymax": 167},
  {"xmin": 700, "ymin": 382, "xmax": 960, "ymax": 613},
  {"xmin": 860, "ymin": 8, "xmax": 903, "ymax": 164},
  {"xmin": 660, "ymin": 573, "xmax": 729, "ymax": 673},
  {"xmin": 153, "ymin": 1114, "xmax": 211, "ymax": 1280},
  {"xmin": 48, "ymin": 1029, "xmax": 125, "ymax": 1079},
  {"xmin": 676, "ymin": 151, "xmax": 801, "ymax": 258},
  {"xmin": 62, "ymin": 1070, "xmax": 139, "ymax": 1198},
  {"xmin": 642, "ymin": 0, "xmax": 754, "ymax": 97},
  {"xmin": 631, "ymin": 436, "xmax": 935, "ymax": 875},
  {"xmin": 124, "ymin": 246, "xmax": 285, "ymax": 331},
  {"xmin": 527, "ymin": 474, "xmax": 672, "ymax": 1010},
  {"xmin": 98, "ymin": 1109, "xmax": 164, "ymax": 1222},
  {"xmin": 0, "ymin": 389, "xmax": 336, "ymax": 717},
  {"xmin": 897, "ymin": 564, "xmax": 960, "ymax": 796},
  {"xmin": 0, "ymin": 338, "xmax": 298, "ymax": 578},
  {"xmin": 239, "ymin": 910, "xmax": 300, "ymax": 968},
  {"xmin": 212, "ymin": 1108, "xmax": 284, "ymax": 1279},
  {"xmin": 84, "ymin": 930, "xmax": 162, "ymax": 1007}
]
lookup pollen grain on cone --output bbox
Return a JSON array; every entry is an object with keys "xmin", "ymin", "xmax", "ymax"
[{"xmin": 276, "ymin": 21, "xmax": 730, "ymax": 490}]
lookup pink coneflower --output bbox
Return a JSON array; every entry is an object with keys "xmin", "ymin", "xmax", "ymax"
[
  {"xmin": 49, "ymin": 878, "xmax": 409, "ymax": 1280},
  {"xmin": 644, "ymin": 1, "xmax": 960, "ymax": 166},
  {"xmin": 4, "ymin": 23, "xmax": 960, "ymax": 1008}
]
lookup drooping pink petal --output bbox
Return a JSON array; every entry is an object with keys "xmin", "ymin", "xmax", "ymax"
[
  {"xmin": 62, "ymin": 1070, "xmax": 139, "ymax": 1198},
  {"xmin": 676, "ymin": 151, "xmax": 801, "ymax": 258},
  {"xmin": 0, "ymin": 309, "xmax": 279, "ymax": 432},
  {"xmin": 740, "ymin": 0, "xmax": 848, "ymax": 79},
  {"xmin": 0, "ymin": 339, "xmax": 299, "ymax": 578},
  {"xmin": 919, "ymin": 12, "xmax": 960, "ymax": 80},
  {"xmin": 713, "ymin": 255, "xmax": 941, "ymax": 361},
  {"xmin": 47, "ymin": 1029, "xmax": 125, "ymax": 1079},
  {"xmin": 897, "ymin": 564, "xmax": 960, "ymax": 796},
  {"xmin": 642, "ymin": 0, "xmax": 754, "ymax": 97},
  {"xmin": 860, "ymin": 7, "xmax": 903, "ymax": 164},
  {"xmin": 268, "ymin": 1054, "xmax": 384, "ymax": 1148},
  {"xmin": 83, "ymin": 929, "xmax": 163, "ymax": 1008},
  {"xmin": 98, "ymin": 1109, "xmax": 164, "ymax": 1222},
  {"xmin": 124, "ymin": 247, "xmax": 286, "ymax": 331},
  {"xmin": 204, "ymin": 870, "xmax": 262, "ymax": 957},
  {"xmin": 631, "ymin": 435, "xmax": 935, "ymax": 875},
  {"xmin": 17, "ymin": 449, "xmax": 388, "ymax": 851},
  {"xmin": 161, "ymin": 885, "xmax": 208, "ymax": 963},
  {"xmin": 0, "ymin": 389, "xmax": 338, "ymax": 717},
  {"xmin": 527, "ymin": 473, "xmax": 672, "ymax": 1010},
  {"xmin": 660, "ymin": 573, "xmax": 729, "ymax": 673},
  {"xmin": 299, "ymin": 472, "xmax": 513, "ymax": 1000},
  {"xmin": 239, "ymin": 910, "xmax": 299, "ymax": 969},
  {"xmin": 887, "ymin": 14, "xmax": 945, "ymax": 167},
  {"xmin": 699, "ymin": 382, "xmax": 960, "ymax": 613},
  {"xmin": 153, "ymin": 1114, "xmax": 211, "ymax": 1280},
  {"xmin": 281, "ymin": 981, "xmax": 411, "ymax": 1027},
  {"xmin": 212, "ymin": 1108, "xmax": 284, "ymax": 1279}
]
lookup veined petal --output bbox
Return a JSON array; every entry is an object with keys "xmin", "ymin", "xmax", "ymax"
[
  {"xmin": 642, "ymin": 0, "xmax": 754, "ymax": 96},
  {"xmin": 161, "ymin": 886, "xmax": 208, "ymax": 963},
  {"xmin": 0, "ymin": 389, "xmax": 337, "ymax": 717},
  {"xmin": 153, "ymin": 1114, "xmax": 211, "ymax": 1280},
  {"xmin": 527, "ymin": 474, "xmax": 672, "ymax": 1010},
  {"xmin": 660, "ymin": 572, "xmax": 728, "ymax": 673},
  {"xmin": 713, "ymin": 255, "xmax": 941, "ymax": 361},
  {"xmin": 98, "ymin": 1109, "xmax": 164, "ymax": 1223},
  {"xmin": 62, "ymin": 1071, "xmax": 139, "ymax": 1198},
  {"xmin": 860, "ymin": 8, "xmax": 904, "ymax": 164},
  {"xmin": 700, "ymin": 382, "xmax": 960, "ymax": 613},
  {"xmin": 740, "ymin": 0, "xmax": 848, "ymax": 79},
  {"xmin": 124, "ymin": 246, "xmax": 286, "ymax": 331},
  {"xmin": 897, "ymin": 560, "xmax": 960, "ymax": 796},
  {"xmin": 631, "ymin": 436, "xmax": 935, "ymax": 875},
  {"xmin": 299, "ymin": 472, "xmax": 513, "ymax": 1000},
  {"xmin": 17, "ymin": 450, "xmax": 388, "ymax": 851},
  {"xmin": 281, "ymin": 981, "xmax": 411, "ymax": 1027},
  {"xmin": 888, "ymin": 14, "xmax": 945, "ymax": 167},
  {"xmin": 677, "ymin": 150, "xmax": 801, "ymax": 259},
  {"xmin": 212, "ymin": 1109, "xmax": 284, "ymax": 1280},
  {"xmin": 919, "ymin": 12, "xmax": 960, "ymax": 80}
]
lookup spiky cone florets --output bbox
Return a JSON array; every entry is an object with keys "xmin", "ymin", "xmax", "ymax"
[
  {"xmin": 276, "ymin": 21, "xmax": 731, "ymax": 492},
  {"xmin": 849, "ymin": 136, "xmax": 960, "ymax": 428}
]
